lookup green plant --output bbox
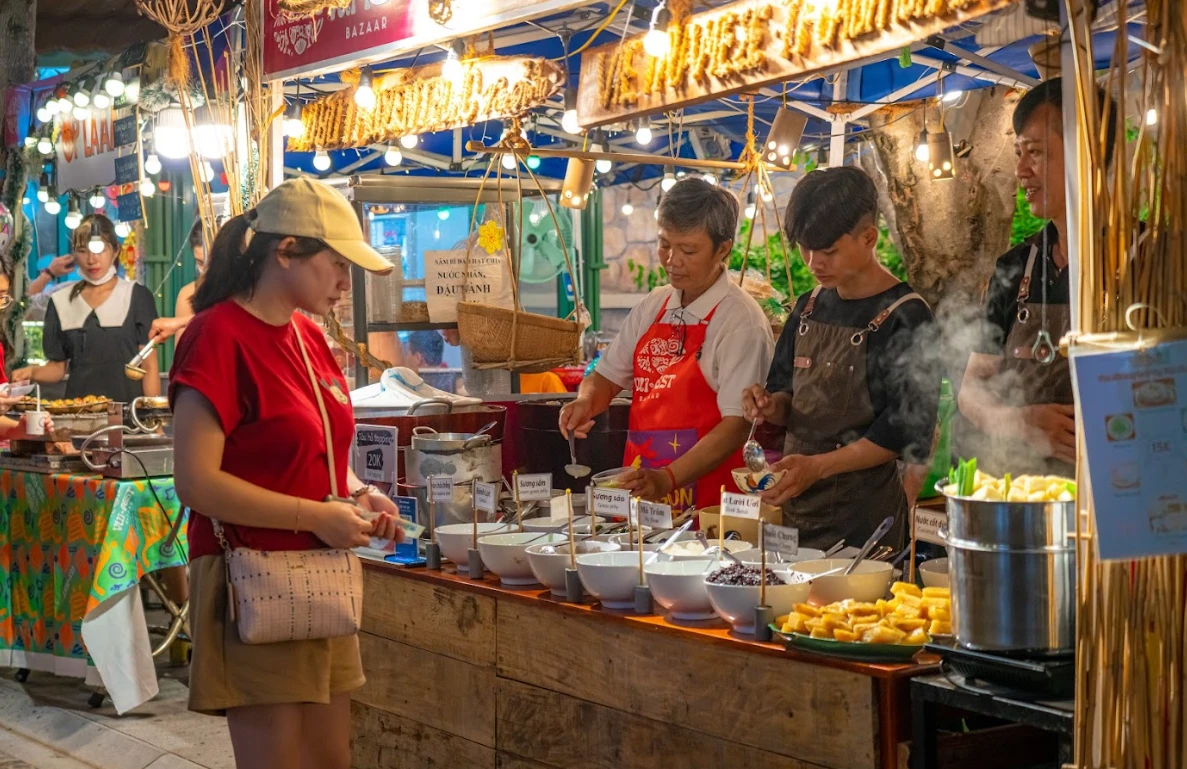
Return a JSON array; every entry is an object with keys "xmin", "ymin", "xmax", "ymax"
[
  {"xmin": 626, "ymin": 258, "xmax": 668, "ymax": 291},
  {"xmin": 1010, "ymin": 188, "xmax": 1046, "ymax": 247}
]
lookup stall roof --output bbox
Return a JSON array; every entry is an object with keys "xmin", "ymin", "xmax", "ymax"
[{"xmin": 35, "ymin": 0, "xmax": 164, "ymax": 55}]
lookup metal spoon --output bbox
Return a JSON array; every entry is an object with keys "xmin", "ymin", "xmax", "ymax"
[
  {"xmin": 564, "ymin": 432, "xmax": 591, "ymax": 478},
  {"xmin": 645, "ymin": 518, "xmax": 696, "ymax": 565},
  {"xmin": 742, "ymin": 420, "xmax": 767, "ymax": 473},
  {"xmin": 822, "ymin": 539, "xmax": 846, "ymax": 558},
  {"xmin": 696, "ymin": 530, "xmax": 742, "ymax": 566},
  {"xmin": 843, "ymin": 516, "xmax": 895, "ymax": 576},
  {"xmin": 124, "ymin": 338, "xmax": 157, "ymax": 381}
]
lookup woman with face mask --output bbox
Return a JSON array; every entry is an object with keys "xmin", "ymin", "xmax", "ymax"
[{"xmin": 12, "ymin": 214, "xmax": 160, "ymax": 400}]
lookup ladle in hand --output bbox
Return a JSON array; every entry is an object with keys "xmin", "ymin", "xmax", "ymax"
[
  {"xmin": 564, "ymin": 432, "xmax": 591, "ymax": 478},
  {"xmin": 124, "ymin": 338, "xmax": 158, "ymax": 381},
  {"xmin": 742, "ymin": 420, "xmax": 767, "ymax": 473}
]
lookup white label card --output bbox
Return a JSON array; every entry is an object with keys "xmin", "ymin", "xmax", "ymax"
[
  {"xmin": 638, "ymin": 500, "xmax": 673, "ymax": 529},
  {"xmin": 721, "ymin": 491, "xmax": 761, "ymax": 520},
  {"xmin": 516, "ymin": 473, "xmax": 553, "ymax": 502},
  {"xmin": 429, "ymin": 476, "xmax": 455, "ymax": 504},
  {"xmin": 591, "ymin": 487, "xmax": 631, "ymax": 518},
  {"xmin": 763, "ymin": 523, "xmax": 799, "ymax": 557},
  {"xmin": 914, "ymin": 507, "xmax": 948, "ymax": 546},
  {"xmin": 354, "ymin": 426, "xmax": 398, "ymax": 484},
  {"xmin": 474, "ymin": 481, "xmax": 498, "ymax": 514}
]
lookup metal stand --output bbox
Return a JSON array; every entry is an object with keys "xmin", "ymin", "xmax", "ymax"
[
  {"xmin": 467, "ymin": 549, "xmax": 485, "ymax": 579},
  {"xmin": 564, "ymin": 568, "xmax": 583, "ymax": 603},
  {"xmin": 633, "ymin": 584, "xmax": 653, "ymax": 615},
  {"xmin": 425, "ymin": 541, "xmax": 442, "ymax": 570},
  {"xmin": 753, "ymin": 605, "xmax": 774, "ymax": 641}
]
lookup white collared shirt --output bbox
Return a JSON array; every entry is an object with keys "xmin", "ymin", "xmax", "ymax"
[{"xmin": 595, "ymin": 270, "xmax": 774, "ymax": 418}]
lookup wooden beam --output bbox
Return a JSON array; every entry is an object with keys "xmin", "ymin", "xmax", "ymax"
[{"xmin": 465, "ymin": 140, "xmax": 765, "ymax": 171}]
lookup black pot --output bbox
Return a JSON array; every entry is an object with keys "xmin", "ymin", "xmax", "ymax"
[{"xmin": 515, "ymin": 398, "xmax": 631, "ymax": 494}]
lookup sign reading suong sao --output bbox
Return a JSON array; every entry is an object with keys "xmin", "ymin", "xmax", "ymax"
[{"xmin": 262, "ymin": 0, "xmax": 591, "ymax": 79}]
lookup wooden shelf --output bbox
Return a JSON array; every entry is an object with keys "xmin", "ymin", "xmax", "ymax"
[{"xmin": 366, "ymin": 321, "xmax": 459, "ymax": 332}]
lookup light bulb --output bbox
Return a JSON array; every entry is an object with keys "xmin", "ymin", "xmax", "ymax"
[
  {"xmin": 1147, "ymin": 108, "xmax": 1158, "ymax": 126},
  {"xmin": 760, "ymin": 186, "xmax": 773, "ymax": 203},
  {"xmin": 89, "ymin": 190, "xmax": 105, "ymax": 208},
  {"xmin": 502, "ymin": 153, "xmax": 517, "ymax": 170},
  {"xmin": 400, "ymin": 134, "xmax": 418, "ymax": 149},
  {"xmin": 354, "ymin": 67, "xmax": 376, "ymax": 110},
  {"xmin": 643, "ymin": 5, "xmax": 672, "ymax": 58},
  {"xmin": 595, "ymin": 153, "xmax": 612, "ymax": 174},
  {"xmin": 636, "ymin": 121, "xmax": 653, "ymax": 146},
  {"xmin": 661, "ymin": 172, "xmax": 677, "ymax": 192},
  {"xmin": 73, "ymin": 87, "xmax": 90, "ymax": 108},
  {"xmin": 45, "ymin": 198, "xmax": 61, "ymax": 215},
  {"xmin": 57, "ymin": 96, "xmax": 72, "ymax": 114},
  {"xmin": 621, "ymin": 202, "xmax": 634, "ymax": 216},
  {"xmin": 45, "ymin": 99, "xmax": 60, "ymax": 116},
  {"xmin": 745, "ymin": 203, "xmax": 756, "ymax": 219},
  {"xmin": 37, "ymin": 136, "xmax": 53, "ymax": 155},
  {"xmin": 104, "ymin": 71, "xmax": 125, "ymax": 97},
  {"xmin": 526, "ymin": 155, "xmax": 541, "ymax": 170},
  {"xmin": 701, "ymin": 173, "xmax": 717, "ymax": 185},
  {"xmin": 283, "ymin": 100, "xmax": 305, "ymax": 138},
  {"xmin": 37, "ymin": 187, "xmax": 49, "ymax": 204},
  {"xmin": 36, "ymin": 106, "xmax": 51, "ymax": 123},
  {"xmin": 87, "ymin": 234, "xmax": 105, "ymax": 253},
  {"xmin": 140, "ymin": 178, "xmax": 155, "ymax": 197},
  {"xmin": 144, "ymin": 153, "xmax": 162, "ymax": 175},
  {"xmin": 313, "ymin": 149, "xmax": 331, "ymax": 171},
  {"xmin": 124, "ymin": 77, "xmax": 140, "ymax": 103},
  {"xmin": 942, "ymin": 89, "xmax": 963, "ymax": 104},
  {"xmin": 92, "ymin": 91, "xmax": 111, "ymax": 110},
  {"xmin": 22, "ymin": 195, "xmax": 29, "ymax": 205},
  {"xmin": 915, "ymin": 130, "xmax": 930, "ymax": 163},
  {"xmin": 442, "ymin": 43, "xmax": 463, "ymax": 84},
  {"xmin": 437, "ymin": 207, "xmax": 450, "ymax": 221},
  {"xmin": 384, "ymin": 145, "xmax": 402, "ymax": 166},
  {"xmin": 65, "ymin": 209, "xmax": 82, "ymax": 230},
  {"xmin": 115, "ymin": 221, "xmax": 131, "ymax": 238},
  {"xmin": 561, "ymin": 108, "xmax": 581, "ymax": 135},
  {"xmin": 23, "ymin": 136, "xmax": 36, "ymax": 149},
  {"xmin": 72, "ymin": 105, "xmax": 90, "ymax": 121}
]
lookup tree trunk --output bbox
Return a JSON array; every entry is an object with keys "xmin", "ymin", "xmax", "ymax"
[
  {"xmin": 0, "ymin": 0, "xmax": 36, "ymax": 149},
  {"xmin": 1, "ymin": 0, "xmax": 36, "ymax": 369}
]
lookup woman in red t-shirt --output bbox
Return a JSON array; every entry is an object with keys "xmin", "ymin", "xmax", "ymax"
[{"xmin": 170, "ymin": 179, "xmax": 402, "ymax": 769}]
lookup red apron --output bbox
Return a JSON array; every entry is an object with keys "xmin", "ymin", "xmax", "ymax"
[{"xmin": 622, "ymin": 297, "xmax": 742, "ymax": 513}]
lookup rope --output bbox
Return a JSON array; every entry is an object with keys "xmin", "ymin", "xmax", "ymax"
[{"xmin": 560, "ymin": 0, "xmax": 632, "ymax": 60}]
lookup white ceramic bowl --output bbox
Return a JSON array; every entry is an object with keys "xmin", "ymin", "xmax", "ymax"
[
  {"xmin": 521, "ymin": 515, "xmax": 608, "ymax": 534},
  {"xmin": 437, "ymin": 522, "xmax": 515, "ymax": 571},
  {"xmin": 789, "ymin": 558, "xmax": 895, "ymax": 605},
  {"xmin": 607, "ymin": 531, "xmax": 676, "ymax": 551},
  {"xmin": 644, "ymin": 559, "xmax": 716, "ymax": 620},
  {"xmin": 730, "ymin": 467, "xmax": 786, "ymax": 494},
  {"xmin": 576, "ymin": 550, "xmax": 648, "ymax": 609},
  {"xmin": 477, "ymin": 532, "xmax": 566, "ymax": 586},
  {"xmin": 526, "ymin": 540, "xmax": 621, "ymax": 597},
  {"xmin": 918, "ymin": 558, "xmax": 950, "ymax": 588},
  {"xmin": 661, "ymin": 539, "xmax": 753, "ymax": 561},
  {"xmin": 733, "ymin": 547, "xmax": 826, "ymax": 565},
  {"xmin": 703, "ymin": 568, "xmax": 810, "ymax": 634}
]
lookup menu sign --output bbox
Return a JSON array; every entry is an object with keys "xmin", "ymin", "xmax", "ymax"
[
  {"xmin": 56, "ymin": 106, "xmax": 121, "ymax": 192},
  {"xmin": 474, "ymin": 481, "xmax": 498, "ymax": 514},
  {"xmin": 425, "ymin": 247, "xmax": 514, "ymax": 323},
  {"xmin": 913, "ymin": 507, "xmax": 948, "ymax": 547},
  {"xmin": 763, "ymin": 523, "xmax": 799, "ymax": 557},
  {"xmin": 1073, "ymin": 338, "xmax": 1187, "ymax": 560},
  {"xmin": 354, "ymin": 425, "xmax": 397, "ymax": 483},
  {"xmin": 638, "ymin": 500, "xmax": 673, "ymax": 529},
  {"xmin": 592, "ymin": 487, "xmax": 630, "ymax": 518},
  {"xmin": 721, "ymin": 491, "xmax": 761, "ymax": 520},
  {"xmin": 515, "ymin": 473, "xmax": 552, "ymax": 502},
  {"xmin": 429, "ymin": 475, "xmax": 454, "ymax": 503}
]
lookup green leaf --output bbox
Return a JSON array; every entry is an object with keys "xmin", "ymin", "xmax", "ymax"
[
  {"xmin": 898, "ymin": 47, "xmax": 913, "ymax": 68},
  {"xmin": 1065, "ymin": 481, "xmax": 1077, "ymax": 496}
]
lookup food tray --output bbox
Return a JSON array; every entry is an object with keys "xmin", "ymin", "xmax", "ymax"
[
  {"xmin": 11, "ymin": 396, "xmax": 111, "ymax": 414},
  {"xmin": 772, "ymin": 625, "xmax": 925, "ymax": 662}
]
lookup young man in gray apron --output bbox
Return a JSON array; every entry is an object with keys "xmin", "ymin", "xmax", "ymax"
[
  {"xmin": 743, "ymin": 167, "xmax": 940, "ymax": 550},
  {"xmin": 957, "ymin": 78, "xmax": 1119, "ymax": 479}
]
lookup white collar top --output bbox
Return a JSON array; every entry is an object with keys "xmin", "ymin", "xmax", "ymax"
[{"xmin": 50, "ymin": 278, "xmax": 134, "ymax": 331}]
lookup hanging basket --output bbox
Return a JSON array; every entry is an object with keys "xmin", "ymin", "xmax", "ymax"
[{"xmin": 456, "ymin": 302, "xmax": 581, "ymax": 373}]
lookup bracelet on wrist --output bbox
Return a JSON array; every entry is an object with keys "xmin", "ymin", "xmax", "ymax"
[
  {"xmin": 350, "ymin": 485, "xmax": 378, "ymax": 501},
  {"xmin": 661, "ymin": 466, "xmax": 677, "ymax": 494}
]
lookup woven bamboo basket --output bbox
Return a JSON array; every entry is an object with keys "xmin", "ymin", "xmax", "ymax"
[{"xmin": 456, "ymin": 301, "xmax": 581, "ymax": 373}]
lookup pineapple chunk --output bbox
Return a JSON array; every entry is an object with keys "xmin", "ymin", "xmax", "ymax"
[
  {"xmin": 863, "ymin": 625, "xmax": 908, "ymax": 644},
  {"xmin": 890, "ymin": 581, "xmax": 923, "ymax": 598},
  {"xmin": 876, "ymin": 599, "xmax": 892, "ymax": 616},
  {"xmin": 783, "ymin": 612, "xmax": 810, "ymax": 634},
  {"xmin": 929, "ymin": 607, "xmax": 951, "ymax": 623},
  {"xmin": 895, "ymin": 592, "xmax": 923, "ymax": 608},
  {"xmin": 809, "ymin": 626, "xmax": 833, "ymax": 639},
  {"xmin": 889, "ymin": 616, "xmax": 928, "ymax": 632},
  {"xmin": 893, "ymin": 604, "xmax": 923, "ymax": 619},
  {"xmin": 794, "ymin": 603, "xmax": 821, "ymax": 618},
  {"xmin": 904, "ymin": 628, "xmax": 930, "ymax": 645},
  {"xmin": 921, "ymin": 587, "xmax": 950, "ymax": 600},
  {"xmin": 851, "ymin": 621, "xmax": 880, "ymax": 636},
  {"xmin": 832, "ymin": 629, "xmax": 859, "ymax": 642},
  {"xmin": 929, "ymin": 619, "xmax": 953, "ymax": 636}
]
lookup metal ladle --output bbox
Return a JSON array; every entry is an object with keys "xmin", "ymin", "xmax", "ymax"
[
  {"xmin": 124, "ymin": 338, "xmax": 157, "ymax": 381},
  {"xmin": 742, "ymin": 420, "xmax": 767, "ymax": 473},
  {"xmin": 696, "ymin": 530, "xmax": 743, "ymax": 566},
  {"xmin": 565, "ymin": 432, "xmax": 591, "ymax": 478}
]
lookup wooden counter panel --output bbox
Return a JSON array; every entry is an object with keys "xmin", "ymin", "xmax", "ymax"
[
  {"xmin": 352, "ymin": 701, "xmax": 495, "ymax": 769},
  {"xmin": 362, "ymin": 567, "xmax": 497, "ymax": 666},
  {"xmin": 495, "ymin": 754, "xmax": 559, "ymax": 769},
  {"xmin": 495, "ymin": 600, "xmax": 877, "ymax": 768},
  {"xmin": 496, "ymin": 678, "xmax": 831, "ymax": 769},
  {"xmin": 355, "ymin": 631, "xmax": 498, "ymax": 748}
]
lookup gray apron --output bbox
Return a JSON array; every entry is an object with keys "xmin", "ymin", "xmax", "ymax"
[{"xmin": 782, "ymin": 288, "xmax": 925, "ymax": 550}]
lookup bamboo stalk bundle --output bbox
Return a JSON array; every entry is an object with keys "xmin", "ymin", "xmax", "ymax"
[{"xmin": 1068, "ymin": 0, "xmax": 1187, "ymax": 767}]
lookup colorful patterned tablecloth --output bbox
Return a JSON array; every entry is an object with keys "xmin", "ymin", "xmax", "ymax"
[{"xmin": 0, "ymin": 470, "xmax": 187, "ymax": 677}]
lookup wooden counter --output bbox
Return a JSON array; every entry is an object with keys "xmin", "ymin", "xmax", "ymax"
[{"xmin": 353, "ymin": 561, "xmax": 935, "ymax": 769}]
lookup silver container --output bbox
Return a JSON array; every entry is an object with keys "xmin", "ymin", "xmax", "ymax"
[
  {"xmin": 940, "ymin": 483, "xmax": 1076, "ymax": 652},
  {"xmin": 406, "ymin": 427, "xmax": 502, "ymax": 528}
]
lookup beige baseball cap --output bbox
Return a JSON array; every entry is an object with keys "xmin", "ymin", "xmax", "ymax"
[{"xmin": 251, "ymin": 178, "xmax": 394, "ymax": 275}]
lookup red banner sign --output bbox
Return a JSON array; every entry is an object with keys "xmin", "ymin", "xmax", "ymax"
[{"xmin": 262, "ymin": 0, "xmax": 590, "ymax": 80}]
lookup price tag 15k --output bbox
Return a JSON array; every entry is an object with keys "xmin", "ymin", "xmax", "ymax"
[
  {"xmin": 474, "ymin": 481, "xmax": 498, "ymax": 514},
  {"xmin": 721, "ymin": 491, "xmax": 761, "ymax": 520}
]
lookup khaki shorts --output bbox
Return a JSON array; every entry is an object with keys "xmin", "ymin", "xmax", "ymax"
[{"xmin": 187, "ymin": 555, "xmax": 365, "ymax": 716}]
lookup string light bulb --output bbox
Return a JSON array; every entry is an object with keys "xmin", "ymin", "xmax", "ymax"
[
  {"xmin": 941, "ymin": 89, "xmax": 963, "ymax": 104},
  {"xmin": 37, "ymin": 174, "xmax": 49, "ymax": 203},
  {"xmin": 72, "ymin": 105, "xmax": 90, "ymax": 121},
  {"xmin": 73, "ymin": 84, "xmax": 91, "ymax": 108},
  {"xmin": 643, "ymin": 3, "xmax": 672, "ymax": 58},
  {"xmin": 635, "ymin": 118, "xmax": 653, "ymax": 146},
  {"xmin": 45, "ymin": 196, "xmax": 62, "ymax": 215},
  {"xmin": 89, "ymin": 189, "xmax": 106, "ymax": 208},
  {"xmin": 400, "ymin": 134, "xmax": 419, "ymax": 149},
  {"xmin": 87, "ymin": 233, "xmax": 105, "ymax": 253},
  {"xmin": 37, "ymin": 135, "xmax": 53, "ymax": 155},
  {"xmin": 313, "ymin": 149, "xmax": 332, "ymax": 171},
  {"xmin": 92, "ymin": 90, "xmax": 111, "ymax": 110},
  {"xmin": 64, "ymin": 198, "xmax": 82, "ymax": 229},
  {"xmin": 115, "ymin": 221, "xmax": 131, "ymax": 238},
  {"xmin": 526, "ymin": 155, "xmax": 541, "ymax": 170},
  {"xmin": 443, "ymin": 40, "xmax": 465, "ymax": 84},
  {"xmin": 661, "ymin": 171, "xmax": 677, "ymax": 192},
  {"xmin": 561, "ymin": 88, "xmax": 580, "ymax": 135},
  {"xmin": 45, "ymin": 98, "xmax": 60, "ymax": 116},
  {"xmin": 591, "ymin": 133, "xmax": 612, "ymax": 174},
  {"xmin": 104, "ymin": 70, "xmax": 125, "ymax": 97},
  {"xmin": 914, "ymin": 129, "xmax": 930, "ymax": 163},
  {"xmin": 144, "ymin": 153, "xmax": 162, "ymax": 175},
  {"xmin": 354, "ymin": 66, "xmax": 376, "ymax": 110},
  {"xmin": 56, "ymin": 95, "xmax": 72, "ymax": 114},
  {"xmin": 140, "ymin": 178, "xmax": 156, "ymax": 197},
  {"xmin": 621, "ymin": 202, "xmax": 634, "ymax": 216},
  {"xmin": 437, "ymin": 206, "xmax": 450, "ymax": 221},
  {"xmin": 384, "ymin": 144, "xmax": 402, "ymax": 166},
  {"xmin": 36, "ymin": 105, "xmax": 51, "ymax": 123},
  {"xmin": 501, "ymin": 152, "xmax": 517, "ymax": 170},
  {"xmin": 1147, "ymin": 108, "xmax": 1158, "ymax": 126}
]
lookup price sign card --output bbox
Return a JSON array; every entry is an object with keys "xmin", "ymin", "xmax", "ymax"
[
  {"xmin": 474, "ymin": 481, "xmax": 498, "ymax": 514},
  {"xmin": 354, "ymin": 425, "xmax": 398, "ymax": 484},
  {"xmin": 721, "ymin": 491, "xmax": 761, "ymax": 520},
  {"xmin": 516, "ymin": 473, "xmax": 553, "ymax": 502},
  {"xmin": 763, "ymin": 523, "xmax": 799, "ymax": 557},
  {"xmin": 913, "ymin": 507, "xmax": 948, "ymax": 546},
  {"xmin": 639, "ymin": 500, "xmax": 673, "ymax": 529},
  {"xmin": 591, "ymin": 487, "xmax": 631, "ymax": 518},
  {"xmin": 429, "ymin": 476, "xmax": 454, "ymax": 504},
  {"xmin": 394, "ymin": 496, "xmax": 418, "ymax": 524}
]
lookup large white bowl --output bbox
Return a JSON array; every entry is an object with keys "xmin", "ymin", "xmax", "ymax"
[
  {"xmin": 437, "ymin": 522, "xmax": 515, "ymax": 571},
  {"xmin": 644, "ymin": 559, "xmax": 716, "ymax": 620},
  {"xmin": 521, "ymin": 515, "xmax": 608, "ymax": 534},
  {"xmin": 661, "ymin": 539, "xmax": 753, "ymax": 561},
  {"xmin": 790, "ymin": 559, "xmax": 895, "ymax": 605},
  {"xmin": 703, "ymin": 568, "xmax": 810, "ymax": 634},
  {"xmin": 477, "ymin": 532, "xmax": 566, "ymax": 586},
  {"xmin": 918, "ymin": 557, "xmax": 950, "ymax": 588},
  {"xmin": 733, "ymin": 547, "xmax": 826, "ymax": 565},
  {"xmin": 526, "ymin": 540, "xmax": 621, "ymax": 597},
  {"xmin": 576, "ymin": 551, "xmax": 648, "ymax": 609}
]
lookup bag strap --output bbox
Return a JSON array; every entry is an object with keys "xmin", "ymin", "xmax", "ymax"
[{"xmin": 211, "ymin": 316, "xmax": 339, "ymax": 555}]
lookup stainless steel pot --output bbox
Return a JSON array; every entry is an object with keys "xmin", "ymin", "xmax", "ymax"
[
  {"xmin": 406, "ymin": 426, "xmax": 502, "ymax": 527},
  {"xmin": 939, "ymin": 483, "xmax": 1076, "ymax": 652}
]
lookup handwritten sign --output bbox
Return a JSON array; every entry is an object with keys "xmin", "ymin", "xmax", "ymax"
[
  {"xmin": 592, "ymin": 487, "xmax": 631, "ymax": 518},
  {"xmin": 116, "ymin": 190, "xmax": 143, "ymax": 222},
  {"xmin": 429, "ymin": 476, "xmax": 454, "ymax": 504},
  {"xmin": 354, "ymin": 425, "xmax": 398, "ymax": 483},
  {"xmin": 425, "ymin": 247, "xmax": 514, "ymax": 323},
  {"xmin": 515, "ymin": 473, "xmax": 553, "ymax": 502},
  {"xmin": 913, "ymin": 507, "xmax": 948, "ymax": 547},
  {"xmin": 112, "ymin": 115, "xmax": 138, "ymax": 148},
  {"xmin": 114, "ymin": 154, "xmax": 140, "ymax": 185},
  {"xmin": 763, "ymin": 523, "xmax": 799, "ymax": 557},
  {"xmin": 474, "ymin": 481, "xmax": 498, "ymax": 514},
  {"xmin": 721, "ymin": 491, "xmax": 761, "ymax": 520},
  {"xmin": 638, "ymin": 500, "xmax": 673, "ymax": 529}
]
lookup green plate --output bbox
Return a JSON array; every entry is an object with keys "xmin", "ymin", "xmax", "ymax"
[{"xmin": 770, "ymin": 625, "xmax": 924, "ymax": 662}]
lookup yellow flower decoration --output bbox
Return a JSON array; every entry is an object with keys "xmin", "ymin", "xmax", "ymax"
[{"xmin": 477, "ymin": 219, "xmax": 505, "ymax": 255}]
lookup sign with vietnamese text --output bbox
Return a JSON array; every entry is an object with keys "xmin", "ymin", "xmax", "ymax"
[
  {"xmin": 721, "ymin": 491, "xmax": 761, "ymax": 520},
  {"xmin": 592, "ymin": 487, "xmax": 631, "ymax": 518},
  {"xmin": 425, "ymin": 245, "xmax": 514, "ymax": 323},
  {"xmin": 913, "ymin": 506, "xmax": 948, "ymax": 547},
  {"xmin": 638, "ymin": 500, "xmax": 673, "ymax": 529},
  {"xmin": 429, "ymin": 475, "xmax": 454, "ymax": 503},
  {"xmin": 354, "ymin": 425, "xmax": 398, "ymax": 483},
  {"xmin": 515, "ymin": 473, "xmax": 552, "ymax": 502},
  {"xmin": 763, "ymin": 523, "xmax": 799, "ymax": 557},
  {"xmin": 474, "ymin": 481, "xmax": 498, "ymax": 515}
]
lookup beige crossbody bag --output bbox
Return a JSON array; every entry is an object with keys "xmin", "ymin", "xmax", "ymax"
[{"xmin": 211, "ymin": 320, "xmax": 364, "ymax": 645}]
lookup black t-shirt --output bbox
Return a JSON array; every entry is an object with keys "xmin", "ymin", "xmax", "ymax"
[
  {"xmin": 766, "ymin": 282, "xmax": 941, "ymax": 464},
  {"xmin": 44, "ymin": 280, "xmax": 158, "ymax": 402},
  {"xmin": 977, "ymin": 223, "xmax": 1068, "ymax": 355}
]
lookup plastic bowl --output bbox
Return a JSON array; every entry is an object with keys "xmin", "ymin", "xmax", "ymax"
[
  {"xmin": 703, "ymin": 568, "xmax": 810, "ymax": 634},
  {"xmin": 591, "ymin": 467, "xmax": 632, "ymax": 489},
  {"xmin": 526, "ymin": 540, "xmax": 621, "ymax": 597},
  {"xmin": 644, "ymin": 559, "xmax": 716, "ymax": 620},
  {"xmin": 437, "ymin": 522, "xmax": 515, "ymax": 570},
  {"xmin": 918, "ymin": 557, "xmax": 950, "ymax": 588},
  {"xmin": 477, "ymin": 532, "xmax": 566, "ymax": 586},
  {"xmin": 576, "ymin": 550, "xmax": 647, "ymax": 609},
  {"xmin": 789, "ymin": 559, "xmax": 895, "ymax": 605},
  {"xmin": 730, "ymin": 467, "xmax": 786, "ymax": 494}
]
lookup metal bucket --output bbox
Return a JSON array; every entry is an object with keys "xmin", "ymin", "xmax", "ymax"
[
  {"xmin": 940, "ymin": 483, "xmax": 1076, "ymax": 652},
  {"xmin": 406, "ymin": 427, "xmax": 502, "ymax": 528}
]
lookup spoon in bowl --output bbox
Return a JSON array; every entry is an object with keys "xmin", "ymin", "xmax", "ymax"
[
  {"xmin": 696, "ymin": 530, "xmax": 743, "ymax": 566},
  {"xmin": 564, "ymin": 433, "xmax": 592, "ymax": 478},
  {"xmin": 742, "ymin": 420, "xmax": 767, "ymax": 473}
]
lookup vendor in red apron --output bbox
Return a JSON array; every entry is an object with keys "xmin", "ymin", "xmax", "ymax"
[
  {"xmin": 957, "ymin": 79, "xmax": 1119, "ymax": 478},
  {"xmin": 559, "ymin": 178, "xmax": 774, "ymax": 511},
  {"xmin": 743, "ymin": 167, "xmax": 940, "ymax": 550}
]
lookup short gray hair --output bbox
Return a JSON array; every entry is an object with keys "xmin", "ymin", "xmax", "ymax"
[{"xmin": 657, "ymin": 178, "xmax": 740, "ymax": 248}]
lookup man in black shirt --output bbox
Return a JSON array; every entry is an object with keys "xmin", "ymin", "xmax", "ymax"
[
  {"xmin": 743, "ymin": 167, "xmax": 939, "ymax": 549},
  {"xmin": 957, "ymin": 78, "xmax": 1117, "ymax": 477}
]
